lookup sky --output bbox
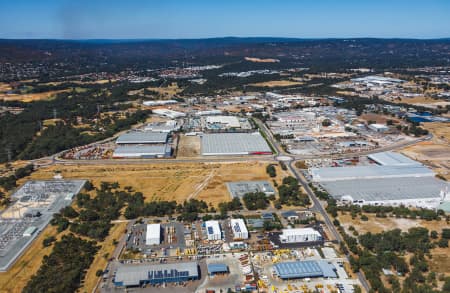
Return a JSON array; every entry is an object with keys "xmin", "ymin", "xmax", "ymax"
[{"xmin": 0, "ymin": 0, "xmax": 449, "ymax": 39}]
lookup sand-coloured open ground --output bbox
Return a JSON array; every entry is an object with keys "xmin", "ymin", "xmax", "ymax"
[
  {"xmin": 401, "ymin": 122, "xmax": 450, "ymax": 180},
  {"xmin": 0, "ymin": 90, "xmax": 68, "ymax": 102},
  {"xmin": 245, "ymin": 57, "xmax": 280, "ymax": 63},
  {"xmin": 177, "ymin": 135, "xmax": 201, "ymax": 157},
  {"xmin": 29, "ymin": 162, "xmax": 285, "ymax": 206},
  {"xmin": 249, "ymin": 80, "xmax": 303, "ymax": 88}
]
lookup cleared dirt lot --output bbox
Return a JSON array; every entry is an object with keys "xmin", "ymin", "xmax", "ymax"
[
  {"xmin": 401, "ymin": 122, "xmax": 450, "ymax": 180},
  {"xmin": 29, "ymin": 162, "xmax": 284, "ymax": 206},
  {"xmin": 177, "ymin": 135, "xmax": 201, "ymax": 157}
]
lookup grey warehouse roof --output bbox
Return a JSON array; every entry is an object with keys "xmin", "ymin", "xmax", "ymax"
[
  {"xmin": 115, "ymin": 262, "xmax": 198, "ymax": 287},
  {"xmin": 116, "ymin": 131, "xmax": 168, "ymax": 144},
  {"xmin": 368, "ymin": 152, "xmax": 421, "ymax": 166},
  {"xmin": 311, "ymin": 165, "xmax": 433, "ymax": 182},
  {"xmin": 274, "ymin": 260, "xmax": 337, "ymax": 279},
  {"xmin": 201, "ymin": 132, "xmax": 272, "ymax": 155},
  {"xmin": 113, "ymin": 145, "xmax": 168, "ymax": 156},
  {"xmin": 321, "ymin": 176, "xmax": 449, "ymax": 202}
]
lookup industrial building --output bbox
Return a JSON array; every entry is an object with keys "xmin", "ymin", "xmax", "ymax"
[
  {"xmin": 367, "ymin": 151, "xmax": 420, "ymax": 166},
  {"xmin": 368, "ymin": 123, "xmax": 389, "ymax": 133},
  {"xmin": 144, "ymin": 120, "xmax": 180, "ymax": 133},
  {"xmin": 205, "ymin": 115, "xmax": 241, "ymax": 129},
  {"xmin": 226, "ymin": 181, "xmax": 275, "ymax": 199},
  {"xmin": 201, "ymin": 133, "xmax": 272, "ymax": 156},
  {"xmin": 143, "ymin": 100, "xmax": 178, "ymax": 106},
  {"xmin": 310, "ymin": 165, "xmax": 434, "ymax": 182},
  {"xmin": 116, "ymin": 131, "xmax": 168, "ymax": 144},
  {"xmin": 205, "ymin": 220, "xmax": 222, "ymax": 241},
  {"xmin": 279, "ymin": 228, "xmax": 323, "ymax": 244},
  {"xmin": 146, "ymin": 224, "xmax": 161, "ymax": 245},
  {"xmin": 321, "ymin": 176, "xmax": 449, "ymax": 209},
  {"xmin": 207, "ymin": 263, "xmax": 229, "ymax": 276},
  {"xmin": 230, "ymin": 218, "xmax": 249, "ymax": 240},
  {"xmin": 114, "ymin": 262, "xmax": 199, "ymax": 287},
  {"xmin": 152, "ymin": 108, "xmax": 186, "ymax": 119},
  {"xmin": 274, "ymin": 260, "xmax": 337, "ymax": 280},
  {"xmin": 113, "ymin": 145, "xmax": 171, "ymax": 158}
]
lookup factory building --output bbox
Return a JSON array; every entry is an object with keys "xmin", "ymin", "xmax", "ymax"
[
  {"xmin": 279, "ymin": 228, "xmax": 323, "ymax": 244},
  {"xmin": 321, "ymin": 176, "xmax": 449, "ymax": 209},
  {"xmin": 152, "ymin": 108, "xmax": 186, "ymax": 119},
  {"xmin": 226, "ymin": 181, "xmax": 275, "ymax": 199},
  {"xmin": 312, "ymin": 153, "xmax": 449, "ymax": 209},
  {"xmin": 144, "ymin": 120, "xmax": 180, "ymax": 133},
  {"xmin": 205, "ymin": 220, "xmax": 222, "ymax": 241},
  {"xmin": 368, "ymin": 123, "xmax": 389, "ymax": 133},
  {"xmin": 146, "ymin": 224, "xmax": 161, "ymax": 245},
  {"xmin": 143, "ymin": 100, "xmax": 178, "ymax": 106},
  {"xmin": 230, "ymin": 218, "xmax": 249, "ymax": 240},
  {"xmin": 207, "ymin": 263, "xmax": 229, "ymax": 276},
  {"xmin": 310, "ymin": 165, "xmax": 433, "ymax": 182},
  {"xmin": 113, "ymin": 145, "xmax": 171, "ymax": 158},
  {"xmin": 274, "ymin": 260, "xmax": 337, "ymax": 280},
  {"xmin": 201, "ymin": 133, "xmax": 272, "ymax": 156},
  {"xmin": 114, "ymin": 262, "xmax": 199, "ymax": 287},
  {"xmin": 205, "ymin": 115, "xmax": 241, "ymax": 129},
  {"xmin": 116, "ymin": 131, "xmax": 168, "ymax": 144},
  {"xmin": 367, "ymin": 151, "xmax": 420, "ymax": 166}
]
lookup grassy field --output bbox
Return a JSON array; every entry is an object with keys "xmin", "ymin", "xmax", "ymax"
[
  {"xmin": 248, "ymin": 80, "xmax": 303, "ymax": 88},
  {"xmin": 244, "ymin": 57, "xmax": 279, "ymax": 63},
  {"xmin": 29, "ymin": 161, "xmax": 282, "ymax": 206},
  {"xmin": 81, "ymin": 222, "xmax": 127, "ymax": 293},
  {"xmin": 0, "ymin": 89, "xmax": 68, "ymax": 102}
]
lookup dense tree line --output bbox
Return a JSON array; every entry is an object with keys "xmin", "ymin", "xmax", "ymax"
[
  {"xmin": 23, "ymin": 234, "xmax": 98, "ymax": 293},
  {"xmin": 0, "ymin": 164, "xmax": 34, "ymax": 191},
  {"xmin": 242, "ymin": 192, "xmax": 269, "ymax": 210},
  {"xmin": 277, "ymin": 176, "xmax": 310, "ymax": 206}
]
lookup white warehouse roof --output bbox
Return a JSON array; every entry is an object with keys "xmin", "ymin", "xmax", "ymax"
[
  {"xmin": 281, "ymin": 228, "xmax": 321, "ymax": 237},
  {"xmin": 113, "ymin": 145, "xmax": 169, "ymax": 158},
  {"xmin": 146, "ymin": 224, "xmax": 161, "ymax": 245},
  {"xmin": 201, "ymin": 132, "xmax": 272, "ymax": 156},
  {"xmin": 205, "ymin": 220, "xmax": 222, "ymax": 240},
  {"xmin": 367, "ymin": 151, "xmax": 421, "ymax": 166},
  {"xmin": 230, "ymin": 218, "xmax": 248, "ymax": 239},
  {"xmin": 310, "ymin": 165, "xmax": 433, "ymax": 182},
  {"xmin": 116, "ymin": 131, "xmax": 168, "ymax": 144},
  {"xmin": 206, "ymin": 116, "xmax": 241, "ymax": 128}
]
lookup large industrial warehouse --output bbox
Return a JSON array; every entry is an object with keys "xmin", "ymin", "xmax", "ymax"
[
  {"xmin": 321, "ymin": 176, "xmax": 449, "ymax": 209},
  {"xmin": 201, "ymin": 132, "xmax": 272, "ymax": 156},
  {"xmin": 116, "ymin": 131, "xmax": 168, "ymax": 144},
  {"xmin": 113, "ymin": 145, "xmax": 171, "ymax": 158},
  {"xmin": 279, "ymin": 228, "xmax": 323, "ymax": 244},
  {"xmin": 274, "ymin": 260, "xmax": 337, "ymax": 280},
  {"xmin": 114, "ymin": 262, "xmax": 199, "ymax": 287},
  {"xmin": 311, "ymin": 152, "xmax": 449, "ymax": 209}
]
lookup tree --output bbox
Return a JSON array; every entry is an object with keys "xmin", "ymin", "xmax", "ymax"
[{"xmin": 266, "ymin": 164, "xmax": 276, "ymax": 177}]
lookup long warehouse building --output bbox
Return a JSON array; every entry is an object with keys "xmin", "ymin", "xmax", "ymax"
[
  {"xmin": 201, "ymin": 132, "xmax": 272, "ymax": 156},
  {"xmin": 114, "ymin": 262, "xmax": 199, "ymax": 287},
  {"xmin": 279, "ymin": 228, "xmax": 323, "ymax": 244},
  {"xmin": 116, "ymin": 131, "xmax": 168, "ymax": 144},
  {"xmin": 274, "ymin": 260, "xmax": 337, "ymax": 280}
]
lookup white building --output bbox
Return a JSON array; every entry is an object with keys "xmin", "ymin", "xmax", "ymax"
[
  {"xmin": 152, "ymin": 109, "xmax": 186, "ymax": 119},
  {"xmin": 146, "ymin": 224, "xmax": 161, "ymax": 245},
  {"xmin": 143, "ymin": 100, "xmax": 178, "ymax": 106},
  {"xmin": 279, "ymin": 228, "xmax": 322, "ymax": 244},
  {"xmin": 230, "ymin": 218, "xmax": 249, "ymax": 240},
  {"xmin": 205, "ymin": 116, "xmax": 241, "ymax": 129},
  {"xmin": 368, "ymin": 123, "xmax": 389, "ymax": 133},
  {"xmin": 205, "ymin": 220, "xmax": 222, "ymax": 241}
]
